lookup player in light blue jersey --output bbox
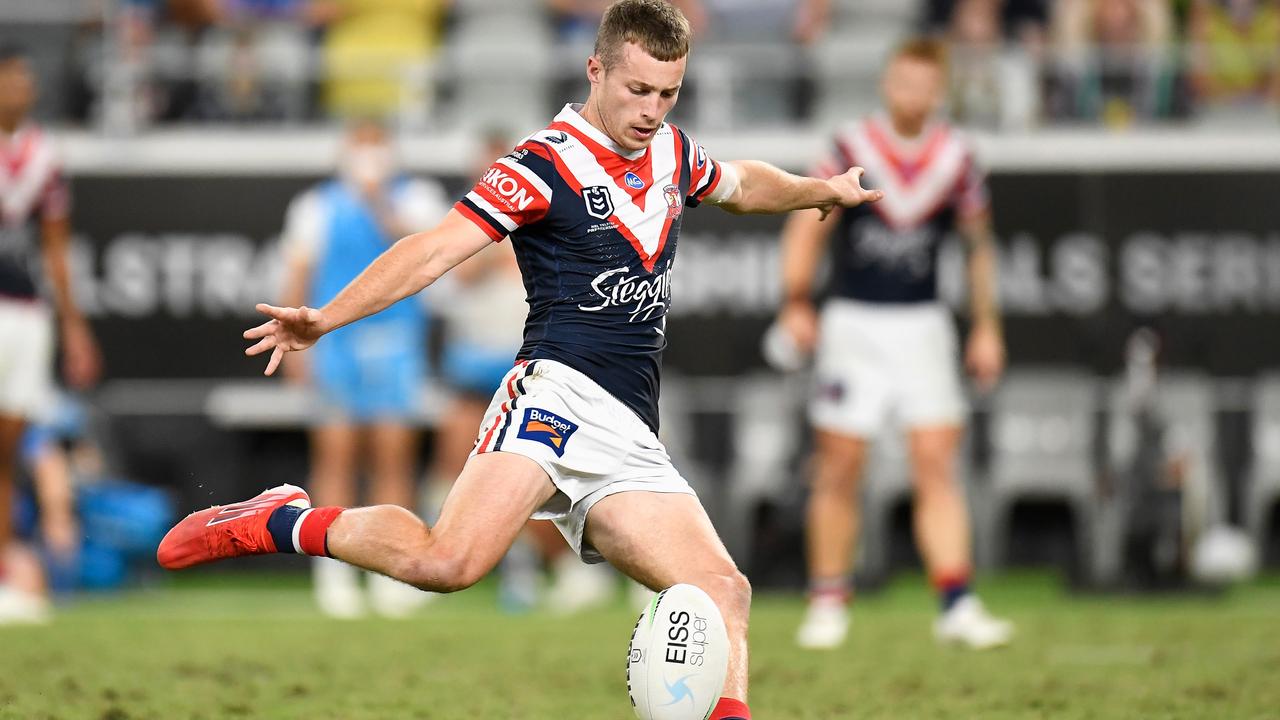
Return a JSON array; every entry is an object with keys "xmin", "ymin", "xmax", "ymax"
[{"xmin": 278, "ymin": 118, "xmax": 449, "ymax": 618}]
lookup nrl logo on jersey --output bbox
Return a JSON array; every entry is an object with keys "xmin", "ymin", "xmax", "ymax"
[{"xmin": 583, "ymin": 185, "xmax": 615, "ymax": 219}]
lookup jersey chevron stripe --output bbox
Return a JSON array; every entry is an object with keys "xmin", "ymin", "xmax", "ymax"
[
  {"xmin": 848, "ymin": 119, "xmax": 968, "ymax": 230},
  {"xmin": 546, "ymin": 126, "xmax": 678, "ymax": 260}
]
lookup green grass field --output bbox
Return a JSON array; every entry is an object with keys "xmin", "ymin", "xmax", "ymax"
[{"xmin": 1, "ymin": 571, "xmax": 1277, "ymax": 719}]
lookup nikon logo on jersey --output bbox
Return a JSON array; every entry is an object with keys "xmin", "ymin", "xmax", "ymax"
[{"xmin": 518, "ymin": 408, "xmax": 579, "ymax": 457}]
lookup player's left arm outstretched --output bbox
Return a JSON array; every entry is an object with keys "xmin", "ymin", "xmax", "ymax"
[
  {"xmin": 713, "ymin": 160, "xmax": 883, "ymax": 218},
  {"xmin": 243, "ymin": 211, "xmax": 494, "ymax": 375}
]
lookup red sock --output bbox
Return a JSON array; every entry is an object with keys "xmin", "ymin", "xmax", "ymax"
[
  {"xmin": 297, "ymin": 507, "xmax": 345, "ymax": 557},
  {"xmin": 710, "ymin": 697, "xmax": 751, "ymax": 720}
]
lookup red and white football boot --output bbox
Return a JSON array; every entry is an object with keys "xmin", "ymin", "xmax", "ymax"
[{"xmin": 157, "ymin": 484, "xmax": 310, "ymax": 570}]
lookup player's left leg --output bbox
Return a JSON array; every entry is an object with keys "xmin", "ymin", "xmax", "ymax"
[
  {"xmin": 907, "ymin": 425, "xmax": 1012, "ymax": 649},
  {"xmin": 586, "ymin": 492, "xmax": 753, "ymax": 720}
]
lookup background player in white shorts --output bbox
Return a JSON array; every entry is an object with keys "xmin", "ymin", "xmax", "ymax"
[
  {"xmin": 777, "ymin": 38, "xmax": 1013, "ymax": 650},
  {"xmin": 157, "ymin": 3, "xmax": 882, "ymax": 718},
  {"xmin": 0, "ymin": 45, "xmax": 100, "ymax": 624}
]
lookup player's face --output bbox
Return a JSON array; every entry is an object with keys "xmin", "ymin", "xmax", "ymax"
[
  {"xmin": 588, "ymin": 42, "xmax": 685, "ymax": 152},
  {"xmin": 0, "ymin": 59, "xmax": 35, "ymax": 121},
  {"xmin": 881, "ymin": 56, "xmax": 944, "ymax": 131}
]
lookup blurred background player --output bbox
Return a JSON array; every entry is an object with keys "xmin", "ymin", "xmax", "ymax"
[
  {"xmin": 777, "ymin": 38, "xmax": 1013, "ymax": 650},
  {"xmin": 427, "ymin": 129, "xmax": 616, "ymax": 613},
  {"xmin": 278, "ymin": 118, "xmax": 448, "ymax": 618},
  {"xmin": 0, "ymin": 44, "xmax": 100, "ymax": 624}
]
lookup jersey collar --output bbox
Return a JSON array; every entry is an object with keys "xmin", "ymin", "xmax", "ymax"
[{"xmin": 556, "ymin": 104, "xmax": 649, "ymax": 162}]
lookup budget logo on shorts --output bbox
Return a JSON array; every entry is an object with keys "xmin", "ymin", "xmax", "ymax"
[{"xmin": 518, "ymin": 408, "xmax": 579, "ymax": 457}]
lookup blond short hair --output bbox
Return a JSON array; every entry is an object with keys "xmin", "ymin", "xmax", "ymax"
[{"xmin": 595, "ymin": 0, "xmax": 691, "ymax": 69}]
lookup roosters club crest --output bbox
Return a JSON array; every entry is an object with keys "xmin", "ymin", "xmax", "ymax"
[
  {"xmin": 583, "ymin": 185, "xmax": 614, "ymax": 219},
  {"xmin": 663, "ymin": 184, "xmax": 683, "ymax": 220}
]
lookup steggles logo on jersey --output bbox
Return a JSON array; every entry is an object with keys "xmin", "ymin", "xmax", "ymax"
[
  {"xmin": 578, "ymin": 265, "xmax": 673, "ymax": 322},
  {"xmin": 583, "ymin": 185, "xmax": 615, "ymax": 220},
  {"xmin": 517, "ymin": 408, "xmax": 579, "ymax": 457},
  {"xmin": 850, "ymin": 216, "xmax": 933, "ymax": 278},
  {"xmin": 625, "ymin": 172, "xmax": 646, "ymax": 190},
  {"xmin": 663, "ymin": 184, "xmax": 682, "ymax": 220}
]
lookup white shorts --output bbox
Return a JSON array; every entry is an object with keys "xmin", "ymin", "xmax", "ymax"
[
  {"xmin": 810, "ymin": 299, "xmax": 966, "ymax": 437},
  {"xmin": 0, "ymin": 300, "xmax": 54, "ymax": 420},
  {"xmin": 470, "ymin": 359, "xmax": 695, "ymax": 563}
]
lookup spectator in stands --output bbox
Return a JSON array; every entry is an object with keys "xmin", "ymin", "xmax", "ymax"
[
  {"xmin": 279, "ymin": 118, "xmax": 450, "ymax": 617},
  {"xmin": 122, "ymin": 0, "xmax": 223, "ymax": 122},
  {"xmin": 1048, "ymin": 0, "xmax": 1176, "ymax": 126},
  {"xmin": 1187, "ymin": 0, "xmax": 1280, "ymax": 110},
  {"xmin": 924, "ymin": 0, "xmax": 1051, "ymax": 44},
  {"xmin": 947, "ymin": 0, "xmax": 1039, "ymax": 129},
  {"xmin": 314, "ymin": 0, "xmax": 453, "ymax": 119},
  {"xmin": 547, "ymin": 0, "xmax": 706, "ymax": 45},
  {"xmin": 195, "ymin": 0, "xmax": 315, "ymax": 121}
]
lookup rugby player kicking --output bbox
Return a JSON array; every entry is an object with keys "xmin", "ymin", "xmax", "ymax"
[{"xmin": 158, "ymin": 2, "xmax": 880, "ymax": 716}]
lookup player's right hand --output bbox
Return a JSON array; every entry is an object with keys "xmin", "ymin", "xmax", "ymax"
[
  {"xmin": 778, "ymin": 299, "xmax": 819, "ymax": 354},
  {"xmin": 243, "ymin": 304, "xmax": 327, "ymax": 376}
]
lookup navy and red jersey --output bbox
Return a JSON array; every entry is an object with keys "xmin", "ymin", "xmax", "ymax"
[
  {"xmin": 455, "ymin": 104, "xmax": 731, "ymax": 432},
  {"xmin": 814, "ymin": 114, "xmax": 989, "ymax": 305},
  {"xmin": 0, "ymin": 123, "xmax": 69, "ymax": 302}
]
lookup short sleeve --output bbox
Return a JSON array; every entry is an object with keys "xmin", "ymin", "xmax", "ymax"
[
  {"xmin": 683, "ymin": 133, "xmax": 736, "ymax": 207},
  {"xmin": 394, "ymin": 177, "xmax": 450, "ymax": 233},
  {"xmin": 454, "ymin": 142, "xmax": 555, "ymax": 242},
  {"xmin": 280, "ymin": 189, "xmax": 326, "ymax": 264}
]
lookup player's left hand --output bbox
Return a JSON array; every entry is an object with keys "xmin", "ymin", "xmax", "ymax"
[
  {"xmin": 821, "ymin": 167, "xmax": 883, "ymax": 220},
  {"xmin": 243, "ymin": 304, "xmax": 328, "ymax": 376},
  {"xmin": 965, "ymin": 322, "xmax": 1005, "ymax": 392}
]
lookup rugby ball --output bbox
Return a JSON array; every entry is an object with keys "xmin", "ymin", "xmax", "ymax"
[{"xmin": 627, "ymin": 583, "xmax": 729, "ymax": 720}]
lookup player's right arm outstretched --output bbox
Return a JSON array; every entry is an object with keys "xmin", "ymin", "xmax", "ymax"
[{"xmin": 243, "ymin": 210, "xmax": 494, "ymax": 375}]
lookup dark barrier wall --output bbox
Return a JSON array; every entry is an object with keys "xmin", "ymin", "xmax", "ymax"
[{"xmin": 70, "ymin": 171, "xmax": 1280, "ymax": 381}]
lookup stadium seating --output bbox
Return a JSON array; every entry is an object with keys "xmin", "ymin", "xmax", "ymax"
[
  {"xmin": 1246, "ymin": 374, "xmax": 1280, "ymax": 558},
  {"xmin": 975, "ymin": 369, "xmax": 1100, "ymax": 577},
  {"xmin": 1103, "ymin": 372, "xmax": 1223, "ymax": 583},
  {"xmin": 445, "ymin": 3, "xmax": 554, "ymax": 132}
]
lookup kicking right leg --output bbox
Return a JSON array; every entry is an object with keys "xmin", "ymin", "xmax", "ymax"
[{"xmin": 158, "ymin": 452, "xmax": 556, "ymax": 594}]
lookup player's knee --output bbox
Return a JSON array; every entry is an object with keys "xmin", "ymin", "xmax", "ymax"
[
  {"xmin": 812, "ymin": 451, "xmax": 863, "ymax": 496},
  {"xmin": 700, "ymin": 567, "xmax": 752, "ymax": 619},
  {"xmin": 397, "ymin": 549, "xmax": 487, "ymax": 593},
  {"xmin": 912, "ymin": 451, "xmax": 957, "ymax": 494}
]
